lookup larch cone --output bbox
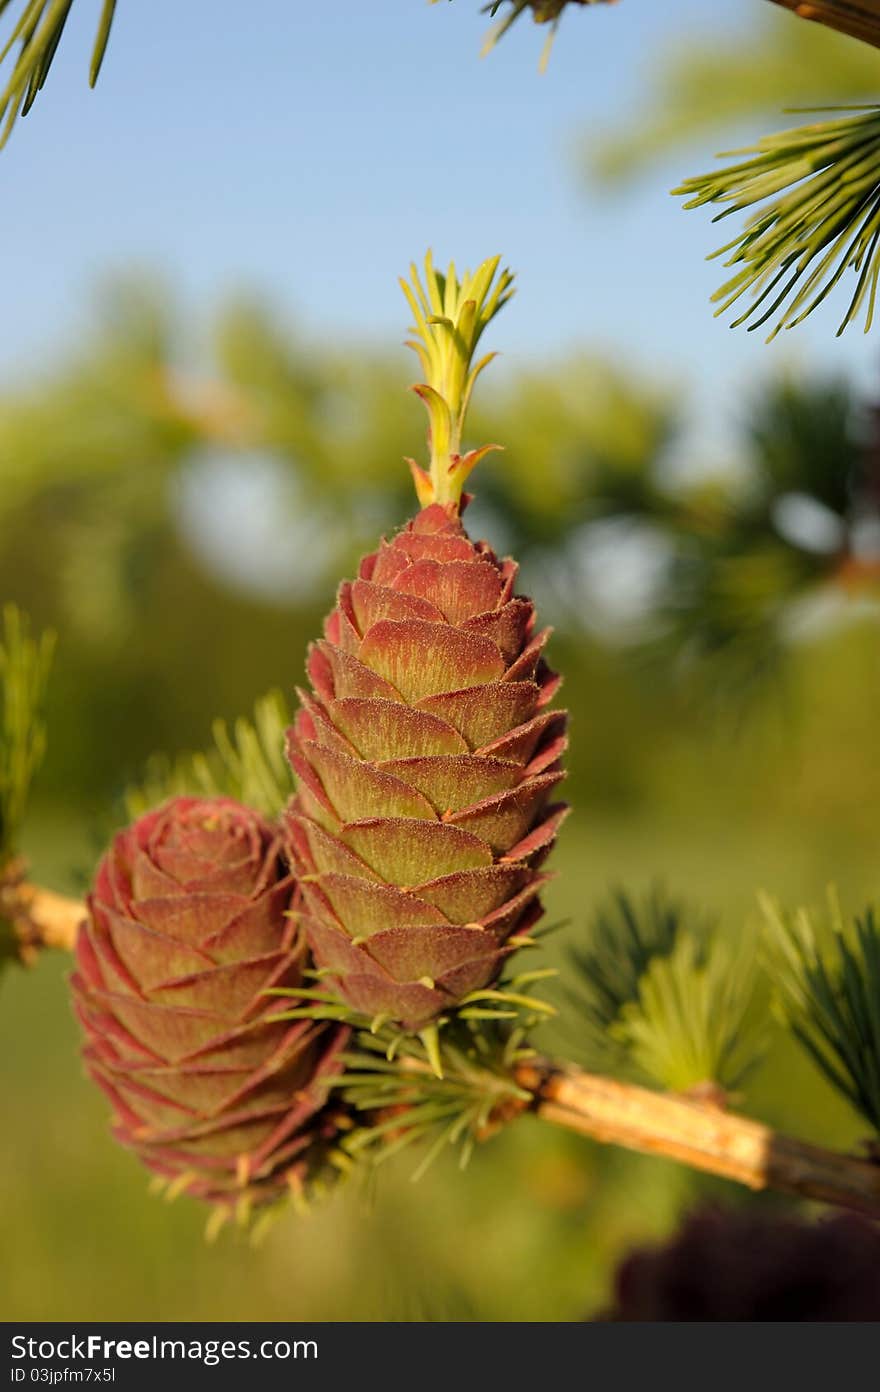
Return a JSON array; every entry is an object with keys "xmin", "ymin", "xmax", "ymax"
[
  {"xmin": 285, "ymin": 501, "xmax": 568, "ymax": 1031},
  {"xmin": 71, "ymin": 796, "xmax": 347, "ymax": 1209}
]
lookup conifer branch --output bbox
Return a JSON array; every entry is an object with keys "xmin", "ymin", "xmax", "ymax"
[
  {"xmin": 674, "ymin": 106, "xmax": 880, "ymax": 339},
  {"xmin": 1, "ymin": 876, "xmax": 82, "ymax": 961},
  {"xmin": 17, "ymin": 882, "xmax": 82, "ymax": 953},
  {"xmin": 478, "ymin": 1, "xmax": 613, "ymax": 68},
  {"xmin": 14, "ymin": 886, "xmax": 880, "ymax": 1219},
  {"xmin": 479, "ymin": 2, "xmax": 880, "ymax": 57},
  {"xmin": 520, "ymin": 1060, "xmax": 880, "ymax": 1218},
  {"xmin": 769, "ymin": 0, "xmax": 880, "ymax": 49}
]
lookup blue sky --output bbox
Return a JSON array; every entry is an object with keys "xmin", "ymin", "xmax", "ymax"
[{"xmin": 0, "ymin": 0, "xmax": 876, "ymax": 460}]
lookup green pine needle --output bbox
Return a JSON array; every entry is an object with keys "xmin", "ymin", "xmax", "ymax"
[
  {"xmin": 88, "ymin": 0, "xmax": 115, "ymax": 86},
  {"xmin": 675, "ymin": 106, "xmax": 880, "ymax": 340},
  {"xmin": 270, "ymin": 976, "xmax": 547, "ymax": 1178},
  {"xmin": 566, "ymin": 886, "xmax": 683, "ymax": 1053},
  {"xmin": 478, "ymin": 1, "xmax": 608, "ymax": 69},
  {"xmin": 763, "ymin": 891, "xmax": 880, "ymax": 1135},
  {"xmin": 338, "ymin": 1022, "xmax": 534, "ymax": 1178},
  {"xmin": 419, "ymin": 1025, "xmax": 443, "ymax": 1079},
  {"xmin": 0, "ymin": 0, "xmax": 117, "ymax": 148},
  {"xmin": 611, "ymin": 930, "xmax": 763, "ymax": 1094},
  {"xmin": 0, "ymin": 604, "xmax": 55, "ymax": 867},
  {"xmin": 566, "ymin": 886, "xmax": 762, "ymax": 1092},
  {"xmin": 268, "ymin": 958, "xmax": 555, "ymax": 1070},
  {"xmin": 125, "ymin": 689, "xmax": 292, "ymax": 822}
]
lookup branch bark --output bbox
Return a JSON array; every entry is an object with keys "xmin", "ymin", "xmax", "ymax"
[
  {"xmin": 4, "ymin": 881, "xmax": 84, "ymax": 960},
  {"xmin": 23, "ymin": 885, "xmax": 84, "ymax": 952},
  {"xmin": 518, "ymin": 1061, "xmax": 880, "ymax": 1219},
  {"xmin": 519, "ymin": 1061, "xmax": 880, "ymax": 1217},
  {"xmin": 768, "ymin": 0, "xmax": 880, "ymax": 47}
]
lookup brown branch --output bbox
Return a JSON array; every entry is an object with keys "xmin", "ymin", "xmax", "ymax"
[
  {"xmin": 1, "ymin": 873, "xmax": 83, "ymax": 962},
  {"xmin": 517, "ymin": 1061, "xmax": 880, "ymax": 1219},
  {"xmin": 768, "ymin": 0, "xmax": 880, "ymax": 48},
  {"xmin": 23, "ymin": 885, "xmax": 84, "ymax": 953}
]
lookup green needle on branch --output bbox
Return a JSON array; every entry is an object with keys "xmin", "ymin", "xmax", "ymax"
[
  {"xmin": 764, "ymin": 892, "xmax": 880, "ymax": 1138},
  {"xmin": 565, "ymin": 888, "xmax": 763, "ymax": 1093},
  {"xmin": 0, "ymin": 604, "xmax": 56, "ymax": 969},
  {"xmin": 675, "ymin": 106, "xmax": 880, "ymax": 339},
  {"xmin": 478, "ymin": 1, "xmax": 613, "ymax": 68},
  {"xmin": 0, "ymin": 0, "xmax": 116, "ymax": 147},
  {"xmin": 125, "ymin": 689, "xmax": 293, "ymax": 822}
]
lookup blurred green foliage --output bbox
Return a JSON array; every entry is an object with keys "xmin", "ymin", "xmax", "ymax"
[
  {"xmin": 2, "ymin": 278, "xmax": 880, "ymax": 1319},
  {"xmin": 0, "ymin": 603, "xmax": 54, "ymax": 868}
]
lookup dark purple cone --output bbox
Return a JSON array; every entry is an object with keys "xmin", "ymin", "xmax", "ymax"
[{"xmin": 604, "ymin": 1207, "xmax": 880, "ymax": 1321}]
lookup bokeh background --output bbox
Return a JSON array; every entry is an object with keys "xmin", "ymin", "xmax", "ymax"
[{"xmin": 3, "ymin": 0, "xmax": 880, "ymax": 1320}]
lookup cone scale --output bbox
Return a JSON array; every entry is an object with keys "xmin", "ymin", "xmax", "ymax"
[{"xmin": 285, "ymin": 255, "xmax": 568, "ymax": 1031}]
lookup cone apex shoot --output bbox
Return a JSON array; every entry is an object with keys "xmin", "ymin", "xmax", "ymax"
[{"xmin": 402, "ymin": 251, "xmax": 514, "ymax": 508}]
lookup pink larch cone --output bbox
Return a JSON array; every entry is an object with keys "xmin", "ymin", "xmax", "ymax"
[
  {"xmin": 285, "ymin": 501, "xmax": 568, "ymax": 1031},
  {"xmin": 71, "ymin": 796, "xmax": 347, "ymax": 1208}
]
